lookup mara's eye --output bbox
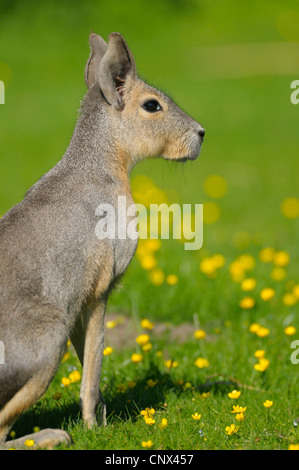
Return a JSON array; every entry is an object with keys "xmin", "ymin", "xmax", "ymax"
[{"xmin": 142, "ymin": 99, "xmax": 162, "ymax": 113}]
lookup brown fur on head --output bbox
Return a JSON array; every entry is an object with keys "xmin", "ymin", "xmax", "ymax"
[{"xmin": 85, "ymin": 32, "xmax": 205, "ymax": 170}]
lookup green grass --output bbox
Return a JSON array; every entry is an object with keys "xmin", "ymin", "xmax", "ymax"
[{"xmin": 1, "ymin": 0, "xmax": 299, "ymax": 451}]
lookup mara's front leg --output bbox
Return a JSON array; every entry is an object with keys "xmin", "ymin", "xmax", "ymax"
[{"xmin": 70, "ymin": 300, "xmax": 107, "ymax": 428}]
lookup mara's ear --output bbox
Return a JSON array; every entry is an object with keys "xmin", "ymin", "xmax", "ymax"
[
  {"xmin": 97, "ymin": 32, "xmax": 137, "ymax": 111},
  {"xmin": 85, "ymin": 33, "xmax": 108, "ymax": 89}
]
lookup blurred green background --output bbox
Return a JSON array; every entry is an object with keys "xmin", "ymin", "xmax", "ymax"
[{"xmin": 0, "ymin": 0, "xmax": 299, "ymax": 322}]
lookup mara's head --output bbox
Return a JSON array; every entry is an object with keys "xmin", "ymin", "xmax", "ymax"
[{"xmin": 84, "ymin": 32, "xmax": 205, "ymax": 167}]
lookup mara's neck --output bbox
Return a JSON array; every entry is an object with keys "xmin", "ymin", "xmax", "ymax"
[{"xmin": 62, "ymin": 85, "xmax": 132, "ymax": 194}]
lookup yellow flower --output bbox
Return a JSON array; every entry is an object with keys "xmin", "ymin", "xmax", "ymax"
[
  {"xmin": 192, "ymin": 412, "xmax": 202, "ymax": 420},
  {"xmin": 194, "ymin": 329, "xmax": 206, "ymax": 340},
  {"xmin": 149, "ymin": 268, "xmax": 165, "ymax": 286},
  {"xmin": 141, "ymin": 407, "xmax": 155, "ymax": 417},
  {"xmin": 141, "ymin": 408, "xmax": 156, "ymax": 425},
  {"xmin": 24, "ymin": 439, "xmax": 35, "ymax": 447},
  {"xmin": 273, "ymin": 250, "xmax": 290, "ymax": 267},
  {"xmin": 260, "ymin": 287, "xmax": 275, "ymax": 301},
  {"xmin": 131, "ymin": 353, "xmax": 143, "ymax": 363},
  {"xmin": 127, "ymin": 380, "xmax": 137, "ymax": 389},
  {"xmin": 106, "ymin": 320, "xmax": 117, "ymax": 329},
  {"xmin": 255, "ymin": 326, "xmax": 270, "ymax": 338},
  {"xmin": 254, "ymin": 358, "xmax": 270, "ymax": 372},
  {"xmin": 144, "ymin": 416, "xmax": 155, "ymax": 425},
  {"xmin": 146, "ymin": 379, "xmax": 158, "ymax": 388},
  {"xmin": 292, "ymin": 285, "xmax": 299, "ymax": 299},
  {"xmin": 254, "ymin": 349, "xmax": 266, "ymax": 359},
  {"xmin": 141, "ymin": 319, "xmax": 154, "ymax": 330},
  {"xmin": 270, "ymin": 267, "xmax": 286, "ymax": 281},
  {"xmin": 142, "ymin": 342, "xmax": 152, "ymax": 352},
  {"xmin": 69, "ymin": 370, "xmax": 81, "ymax": 383},
  {"xmin": 259, "ymin": 247, "xmax": 275, "ymax": 263},
  {"xmin": 204, "ymin": 174, "xmax": 228, "ymax": 199},
  {"xmin": 164, "ymin": 359, "xmax": 178, "ymax": 368},
  {"xmin": 136, "ymin": 334, "xmax": 150, "ymax": 346},
  {"xmin": 263, "ymin": 400, "xmax": 273, "ymax": 408},
  {"xmin": 241, "ymin": 277, "xmax": 257, "ymax": 291},
  {"xmin": 289, "ymin": 444, "xmax": 299, "ymax": 450},
  {"xmin": 200, "ymin": 254, "xmax": 225, "ymax": 277},
  {"xmin": 200, "ymin": 257, "xmax": 218, "ymax": 276},
  {"xmin": 228, "ymin": 390, "xmax": 241, "ymax": 399},
  {"xmin": 116, "ymin": 383, "xmax": 127, "ymax": 394},
  {"xmin": 199, "ymin": 392, "xmax": 211, "ymax": 400},
  {"xmin": 231, "ymin": 405, "xmax": 247, "ymax": 413},
  {"xmin": 166, "ymin": 274, "xmax": 178, "ymax": 285},
  {"xmin": 61, "ymin": 377, "xmax": 71, "ymax": 387},
  {"xmin": 194, "ymin": 357, "xmax": 210, "ymax": 368},
  {"xmin": 103, "ymin": 346, "xmax": 113, "ymax": 356},
  {"xmin": 140, "ymin": 255, "xmax": 157, "ymax": 270},
  {"xmin": 249, "ymin": 323, "xmax": 261, "ymax": 333},
  {"xmin": 61, "ymin": 351, "xmax": 71, "ymax": 363},
  {"xmin": 235, "ymin": 412, "xmax": 245, "ymax": 422},
  {"xmin": 281, "ymin": 197, "xmax": 299, "ymax": 219},
  {"xmin": 142, "ymin": 440, "xmax": 153, "ymax": 448},
  {"xmin": 284, "ymin": 325, "xmax": 297, "ymax": 336},
  {"xmin": 282, "ymin": 293, "xmax": 297, "ymax": 306},
  {"xmin": 239, "ymin": 296, "xmax": 255, "ymax": 309},
  {"xmin": 159, "ymin": 418, "xmax": 168, "ymax": 429},
  {"xmin": 225, "ymin": 424, "xmax": 238, "ymax": 436}
]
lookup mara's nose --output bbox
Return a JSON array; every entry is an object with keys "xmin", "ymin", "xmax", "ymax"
[{"xmin": 198, "ymin": 128, "xmax": 205, "ymax": 138}]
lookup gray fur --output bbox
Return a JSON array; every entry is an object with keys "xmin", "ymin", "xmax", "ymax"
[{"xmin": 0, "ymin": 32, "xmax": 204, "ymax": 448}]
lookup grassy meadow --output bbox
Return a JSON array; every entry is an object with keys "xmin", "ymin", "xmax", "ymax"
[{"xmin": 1, "ymin": 0, "xmax": 299, "ymax": 450}]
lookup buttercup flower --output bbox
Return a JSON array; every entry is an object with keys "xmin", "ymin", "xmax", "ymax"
[
  {"xmin": 159, "ymin": 418, "xmax": 168, "ymax": 429},
  {"xmin": 263, "ymin": 400, "xmax": 273, "ymax": 408},
  {"xmin": 228, "ymin": 390, "xmax": 241, "ymax": 399},
  {"xmin": 127, "ymin": 380, "xmax": 136, "ymax": 389},
  {"xmin": 136, "ymin": 334, "xmax": 150, "ymax": 346},
  {"xmin": 281, "ymin": 197, "xmax": 299, "ymax": 219},
  {"xmin": 131, "ymin": 353, "xmax": 143, "ymax": 363},
  {"xmin": 61, "ymin": 377, "xmax": 71, "ymax": 387},
  {"xmin": 106, "ymin": 320, "xmax": 117, "ymax": 329},
  {"xmin": 164, "ymin": 359, "xmax": 179, "ymax": 368},
  {"xmin": 166, "ymin": 274, "xmax": 178, "ymax": 285},
  {"xmin": 260, "ymin": 288, "xmax": 275, "ymax": 301},
  {"xmin": 235, "ymin": 413, "xmax": 245, "ymax": 422},
  {"xmin": 103, "ymin": 346, "xmax": 113, "ymax": 356},
  {"xmin": 241, "ymin": 277, "xmax": 257, "ymax": 291},
  {"xmin": 282, "ymin": 293, "xmax": 297, "ymax": 306},
  {"xmin": 142, "ymin": 440, "xmax": 153, "ymax": 448},
  {"xmin": 249, "ymin": 323, "xmax": 261, "ymax": 333},
  {"xmin": 273, "ymin": 250, "xmax": 290, "ymax": 267},
  {"xmin": 259, "ymin": 247, "xmax": 275, "ymax": 263},
  {"xmin": 254, "ymin": 358, "xmax": 270, "ymax": 372},
  {"xmin": 194, "ymin": 357, "xmax": 209, "ymax": 368},
  {"xmin": 256, "ymin": 326, "xmax": 270, "ymax": 338},
  {"xmin": 231, "ymin": 405, "xmax": 246, "ymax": 414},
  {"xmin": 141, "ymin": 319, "xmax": 154, "ymax": 330},
  {"xmin": 254, "ymin": 350, "xmax": 266, "ymax": 359},
  {"xmin": 69, "ymin": 370, "xmax": 81, "ymax": 383},
  {"xmin": 192, "ymin": 412, "xmax": 201, "ymax": 420},
  {"xmin": 24, "ymin": 439, "xmax": 35, "ymax": 447},
  {"xmin": 284, "ymin": 325, "xmax": 297, "ymax": 336},
  {"xmin": 270, "ymin": 267, "xmax": 286, "ymax": 281},
  {"xmin": 194, "ymin": 329, "xmax": 206, "ymax": 340},
  {"xmin": 239, "ymin": 297, "xmax": 255, "ymax": 309},
  {"xmin": 149, "ymin": 268, "xmax": 165, "ymax": 286},
  {"xmin": 146, "ymin": 379, "xmax": 158, "ymax": 388},
  {"xmin": 288, "ymin": 444, "xmax": 299, "ymax": 450},
  {"xmin": 225, "ymin": 424, "xmax": 238, "ymax": 436}
]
